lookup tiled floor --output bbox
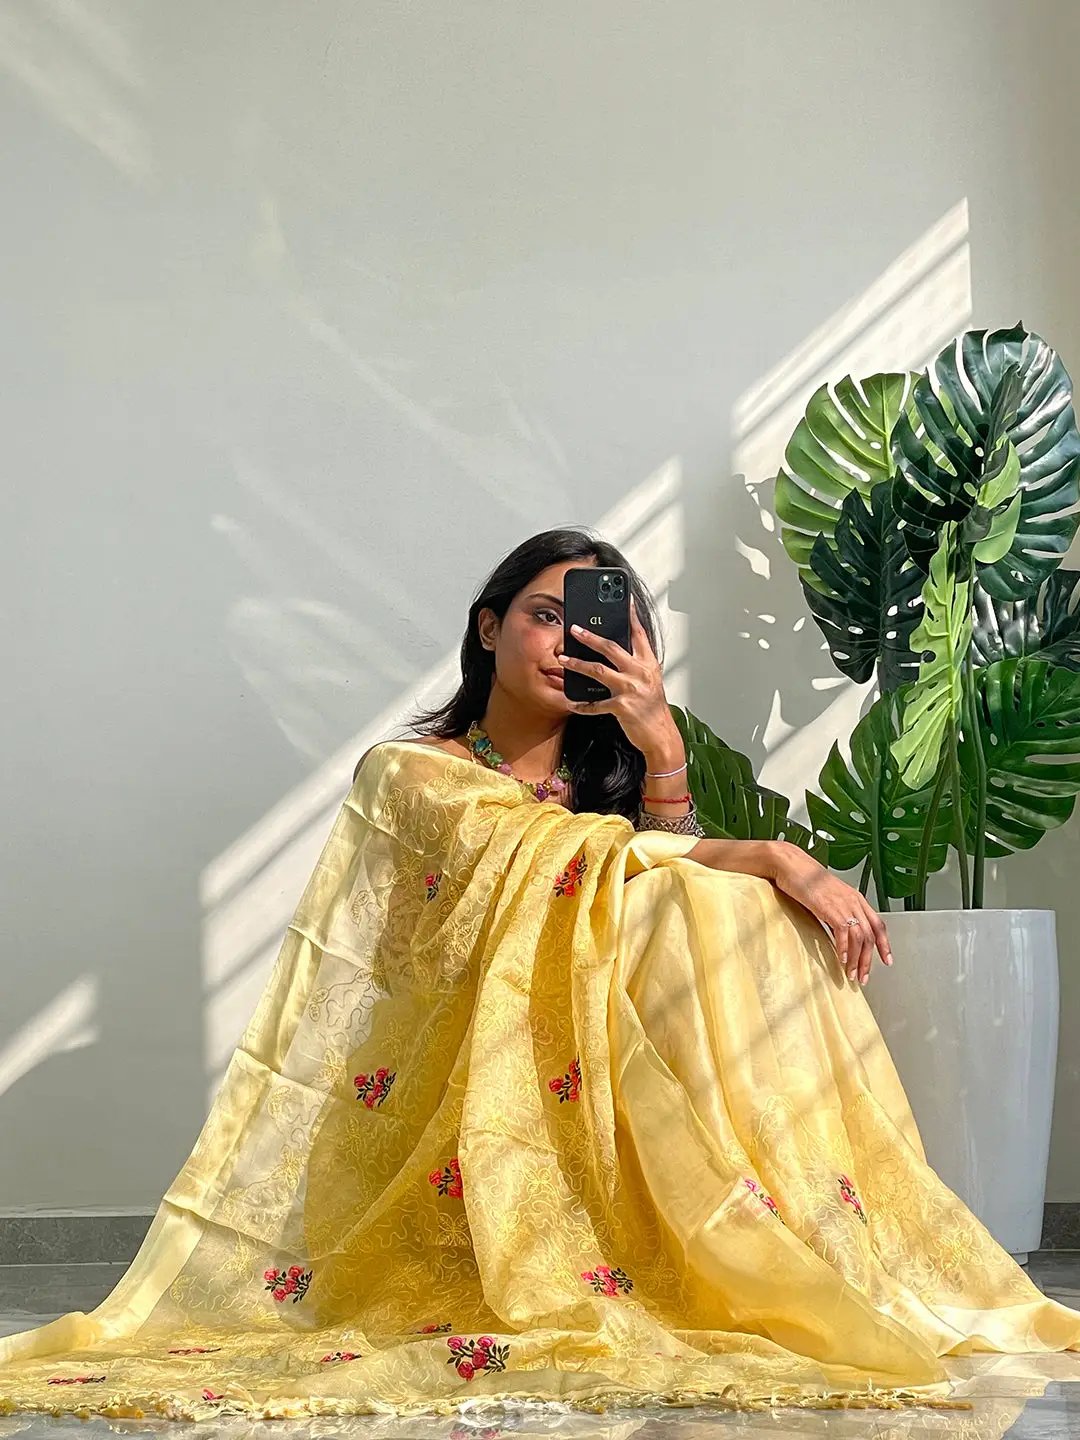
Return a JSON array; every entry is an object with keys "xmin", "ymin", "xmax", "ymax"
[{"xmin": 0, "ymin": 1256, "xmax": 1079, "ymax": 1437}]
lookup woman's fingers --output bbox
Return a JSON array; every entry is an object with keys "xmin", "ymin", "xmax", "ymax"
[
  {"xmin": 567, "ymin": 623, "xmax": 618, "ymax": 655},
  {"xmin": 860, "ymin": 897, "xmax": 893, "ymax": 969},
  {"xmin": 833, "ymin": 897, "xmax": 891, "ymax": 985},
  {"xmin": 558, "ymin": 652, "xmax": 611, "ymax": 678}
]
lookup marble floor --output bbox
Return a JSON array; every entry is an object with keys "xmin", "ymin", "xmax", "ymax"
[{"xmin": 0, "ymin": 1255, "xmax": 1078, "ymax": 1438}]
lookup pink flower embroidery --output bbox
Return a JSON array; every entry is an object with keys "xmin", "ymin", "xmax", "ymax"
[
  {"xmin": 320, "ymin": 1351, "xmax": 360, "ymax": 1364},
  {"xmin": 744, "ymin": 1177, "xmax": 784, "ymax": 1221},
  {"xmin": 428, "ymin": 1156, "xmax": 463, "ymax": 1198},
  {"xmin": 554, "ymin": 852, "xmax": 587, "ymax": 897},
  {"xmin": 418, "ymin": 1321, "xmax": 453, "ymax": 1333},
  {"xmin": 354, "ymin": 1066, "xmax": 396, "ymax": 1108},
  {"xmin": 547, "ymin": 1054, "xmax": 582, "ymax": 1103},
  {"xmin": 581, "ymin": 1263, "xmax": 633, "ymax": 1296},
  {"xmin": 202, "ymin": 1389, "xmax": 224, "ymax": 1402},
  {"xmin": 839, "ymin": 1174, "xmax": 868, "ymax": 1224},
  {"xmin": 264, "ymin": 1265, "xmax": 312, "ymax": 1302},
  {"xmin": 446, "ymin": 1334, "xmax": 508, "ymax": 1379},
  {"xmin": 425, "ymin": 871, "xmax": 442, "ymax": 900}
]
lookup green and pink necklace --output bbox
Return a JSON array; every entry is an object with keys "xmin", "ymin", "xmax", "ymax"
[{"xmin": 465, "ymin": 720, "xmax": 572, "ymax": 803}]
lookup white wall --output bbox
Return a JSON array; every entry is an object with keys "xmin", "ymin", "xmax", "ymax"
[{"xmin": 2, "ymin": 0, "xmax": 1077, "ymax": 1208}]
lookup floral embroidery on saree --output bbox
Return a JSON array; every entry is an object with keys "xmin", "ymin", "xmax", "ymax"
[
  {"xmin": 425, "ymin": 870, "xmax": 442, "ymax": 900},
  {"xmin": 47, "ymin": 1375, "xmax": 107, "ymax": 1386},
  {"xmin": 446, "ymin": 1335, "xmax": 508, "ymax": 1379},
  {"xmin": 263, "ymin": 1266, "xmax": 312, "ymax": 1302},
  {"xmin": 428, "ymin": 1156, "xmax": 463, "ymax": 1197},
  {"xmin": 839, "ymin": 1174, "xmax": 868, "ymax": 1224},
  {"xmin": 547, "ymin": 1054, "xmax": 582, "ymax": 1102},
  {"xmin": 355, "ymin": 1066, "xmax": 396, "ymax": 1107},
  {"xmin": 581, "ymin": 1263, "xmax": 633, "ymax": 1295},
  {"xmin": 320, "ymin": 1351, "xmax": 360, "ymax": 1364},
  {"xmin": 553, "ymin": 851, "xmax": 587, "ymax": 897},
  {"xmin": 744, "ymin": 1177, "xmax": 784, "ymax": 1220}
]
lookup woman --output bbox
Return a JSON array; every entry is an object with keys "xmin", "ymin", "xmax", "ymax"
[{"xmin": 1, "ymin": 527, "xmax": 1078, "ymax": 1423}]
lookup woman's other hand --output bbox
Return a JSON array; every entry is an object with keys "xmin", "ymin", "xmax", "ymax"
[{"xmin": 769, "ymin": 842, "xmax": 893, "ymax": 985}]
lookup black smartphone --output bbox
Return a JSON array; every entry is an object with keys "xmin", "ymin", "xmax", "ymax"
[{"xmin": 562, "ymin": 566, "xmax": 632, "ymax": 703}]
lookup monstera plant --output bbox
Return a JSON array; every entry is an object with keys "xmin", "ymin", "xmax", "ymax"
[
  {"xmin": 774, "ymin": 324, "xmax": 1080, "ymax": 911},
  {"xmin": 668, "ymin": 704, "xmax": 825, "ymax": 859}
]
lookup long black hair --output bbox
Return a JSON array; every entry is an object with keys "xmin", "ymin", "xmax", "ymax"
[{"xmin": 400, "ymin": 527, "xmax": 667, "ymax": 819}]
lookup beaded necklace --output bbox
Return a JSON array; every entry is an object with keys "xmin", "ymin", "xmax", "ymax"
[{"xmin": 465, "ymin": 720, "xmax": 572, "ymax": 804}]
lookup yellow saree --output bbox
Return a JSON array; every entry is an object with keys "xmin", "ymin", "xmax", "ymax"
[{"xmin": 2, "ymin": 739, "xmax": 1079, "ymax": 1422}]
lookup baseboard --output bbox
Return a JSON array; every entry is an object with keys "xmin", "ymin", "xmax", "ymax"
[
  {"xmin": 0, "ymin": 1210, "xmax": 154, "ymax": 1265},
  {"xmin": 1042, "ymin": 1203, "xmax": 1080, "ymax": 1251},
  {"xmin": 0, "ymin": 1204, "xmax": 1077, "ymax": 1265}
]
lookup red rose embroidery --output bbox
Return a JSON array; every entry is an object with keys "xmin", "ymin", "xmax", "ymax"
[
  {"xmin": 354, "ymin": 1066, "xmax": 396, "ymax": 1108},
  {"xmin": 554, "ymin": 852, "xmax": 587, "ymax": 898},
  {"xmin": 428, "ymin": 1157, "xmax": 463, "ymax": 1198},
  {"xmin": 320, "ymin": 1351, "xmax": 360, "ymax": 1364},
  {"xmin": 418, "ymin": 1321, "xmax": 453, "ymax": 1333},
  {"xmin": 547, "ymin": 1055, "xmax": 582, "ymax": 1103},
  {"xmin": 446, "ymin": 1334, "xmax": 508, "ymax": 1379},
  {"xmin": 839, "ymin": 1174, "xmax": 868, "ymax": 1224},
  {"xmin": 202, "ymin": 1389, "xmax": 224, "ymax": 1402},
  {"xmin": 425, "ymin": 871, "xmax": 442, "ymax": 900},
  {"xmin": 581, "ymin": 1263, "xmax": 633, "ymax": 1296},
  {"xmin": 744, "ymin": 1177, "xmax": 784, "ymax": 1221},
  {"xmin": 264, "ymin": 1265, "xmax": 312, "ymax": 1302}
]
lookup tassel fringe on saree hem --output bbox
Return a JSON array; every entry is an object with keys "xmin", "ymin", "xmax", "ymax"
[{"xmin": 0, "ymin": 1378, "xmax": 975, "ymax": 1423}]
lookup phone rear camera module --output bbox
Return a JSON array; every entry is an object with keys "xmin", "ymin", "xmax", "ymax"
[{"xmin": 598, "ymin": 573, "xmax": 625, "ymax": 602}]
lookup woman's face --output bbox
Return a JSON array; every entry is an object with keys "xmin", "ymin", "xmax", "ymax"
[{"xmin": 478, "ymin": 559, "xmax": 596, "ymax": 714}]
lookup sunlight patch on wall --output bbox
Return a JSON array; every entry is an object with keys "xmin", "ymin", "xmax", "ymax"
[
  {"xmin": 0, "ymin": 0, "xmax": 151, "ymax": 183},
  {"xmin": 731, "ymin": 200, "xmax": 973, "ymax": 815},
  {"xmin": 0, "ymin": 978, "xmax": 99, "ymax": 1098}
]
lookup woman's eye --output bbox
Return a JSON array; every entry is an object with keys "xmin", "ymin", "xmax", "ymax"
[{"xmin": 536, "ymin": 609, "xmax": 561, "ymax": 624}]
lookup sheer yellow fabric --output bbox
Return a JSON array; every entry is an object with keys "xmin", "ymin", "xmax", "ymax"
[{"xmin": 2, "ymin": 740, "xmax": 1079, "ymax": 1423}]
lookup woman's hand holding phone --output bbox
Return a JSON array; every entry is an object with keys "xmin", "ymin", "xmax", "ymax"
[{"xmin": 557, "ymin": 597, "xmax": 684, "ymax": 762}]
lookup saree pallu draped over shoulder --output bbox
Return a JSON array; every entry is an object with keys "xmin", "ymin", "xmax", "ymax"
[{"xmin": 3, "ymin": 740, "xmax": 1080, "ymax": 1423}]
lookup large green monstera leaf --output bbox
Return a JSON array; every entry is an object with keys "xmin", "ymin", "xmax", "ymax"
[
  {"xmin": 807, "ymin": 689, "xmax": 952, "ymax": 901},
  {"xmin": 957, "ymin": 658, "xmax": 1080, "ymax": 856},
  {"xmin": 775, "ymin": 373, "xmax": 916, "ymax": 588},
  {"xmin": 892, "ymin": 326, "xmax": 1080, "ymax": 600},
  {"xmin": 890, "ymin": 537, "xmax": 973, "ymax": 790},
  {"xmin": 972, "ymin": 568, "xmax": 1080, "ymax": 671},
  {"xmin": 670, "ymin": 705, "xmax": 823, "ymax": 857},
  {"xmin": 802, "ymin": 482, "xmax": 925, "ymax": 691}
]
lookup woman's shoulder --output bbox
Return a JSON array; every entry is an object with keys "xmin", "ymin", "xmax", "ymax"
[{"xmin": 352, "ymin": 734, "xmax": 469, "ymax": 782}]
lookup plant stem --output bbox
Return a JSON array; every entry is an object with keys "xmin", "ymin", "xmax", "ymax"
[
  {"xmin": 962, "ymin": 639, "xmax": 988, "ymax": 909},
  {"xmin": 869, "ymin": 835, "xmax": 891, "ymax": 914},
  {"xmin": 858, "ymin": 855, "xmax": 872, "ymax": 898},
  {"xmin": 947, "ymin": 712, "xmax": 971, "ymax": 909},
  {"xmin": 914, "ymin": 756, "xmax": 950, "ymax": 910}
]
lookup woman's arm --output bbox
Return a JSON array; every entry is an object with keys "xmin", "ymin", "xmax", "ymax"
[
  {"xmin": 683, "ymin": 837, "xmax": 780, "ymax": 879},
  {"xmin": 683, "ymin": 838, "xmax": 892, "ymax": 984}
]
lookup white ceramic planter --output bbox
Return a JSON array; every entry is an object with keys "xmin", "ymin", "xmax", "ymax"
[{"xmin": 864, "ymin": 908, "xmax": 1059, "ymax": 1262}]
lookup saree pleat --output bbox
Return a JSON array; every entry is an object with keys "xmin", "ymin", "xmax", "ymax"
[{"xmin": 1, "ymin": 739, "xmax": 1079, "ymax": 1422}]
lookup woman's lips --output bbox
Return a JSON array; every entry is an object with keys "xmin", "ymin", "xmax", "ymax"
[{"xmin": 541, "ymin": 669, "xmax": 565, "ymax": 687}]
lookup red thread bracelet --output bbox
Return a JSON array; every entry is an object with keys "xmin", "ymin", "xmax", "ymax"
[{"xmin": 642, "ymin": 792, "xmax": 692, "ymax": 804}]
